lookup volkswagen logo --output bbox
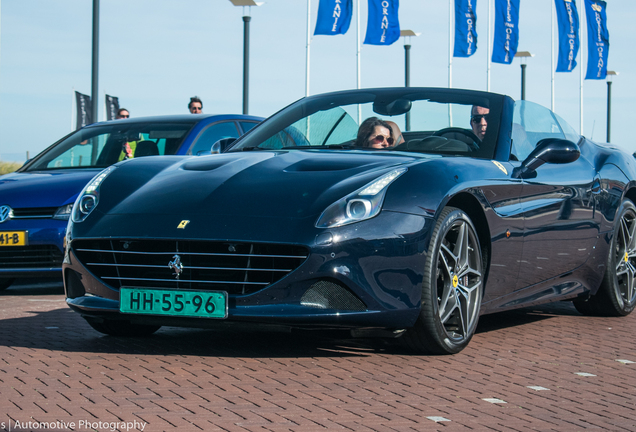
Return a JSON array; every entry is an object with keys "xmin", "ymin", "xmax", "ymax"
[
  {"xmin": 168, "ymin": 254, "xmax": 183, "ymax": 279},
  {"xmin": 0, "ymin": 205, "xmax": 12, "ymax": 223}
]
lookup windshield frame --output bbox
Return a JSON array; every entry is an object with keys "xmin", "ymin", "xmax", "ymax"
[
  {"xmin": 229, "ymin": 87, "xmax": 507, "ymax": 160},
  {"xmin": 20, "ymin": 120, "xmax": 199, "ymax": 172}
]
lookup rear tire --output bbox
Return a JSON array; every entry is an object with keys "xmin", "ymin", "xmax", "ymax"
[
  {"xmin": 84, "ymin": 317, "xmax": 161, "ymax": 337},
  {"xmin": 402, "ymin": 207, "xmax": 484, "ymax": 354},
  {"xmin": 574, "ymin": 199, "xmax": 636, "ymax": 316}
]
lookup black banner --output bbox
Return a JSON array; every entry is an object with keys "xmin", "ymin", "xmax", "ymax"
[
  {"xmin": 105, "ymin": 94, "xmax": 120, "ymax": 121},
  {"xmin": 75, "ymin": 91, "xmax": 92, "ymax": 130}
]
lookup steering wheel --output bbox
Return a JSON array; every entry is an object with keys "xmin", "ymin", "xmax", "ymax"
[{"xmin": 433, "ymin": 127, "xmax": 480, "ymax": 151}]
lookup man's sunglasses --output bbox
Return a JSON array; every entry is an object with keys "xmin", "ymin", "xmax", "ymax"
[
  {"xmin": 190, "ymin": 106, "xmax": 202, "ymax": 111},
  {"xmin": 370, "ymin": 135, "xmax": 394, "ymax": 145},
  {"xmin": 471, "ymin": 114, "xmax": 489, "ymax": 123}
]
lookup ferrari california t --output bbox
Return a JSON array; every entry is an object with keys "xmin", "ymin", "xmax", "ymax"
[
  {"xmin": 0, "ymin": 113, "xmax": 261, "ymax": 290},
  {"xmin": 63, "ymin": 88, "xmax": 636, "ymax": 354}
]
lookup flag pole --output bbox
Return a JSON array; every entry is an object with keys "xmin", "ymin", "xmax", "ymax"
[
  {"xmin": 306, "ymin": 0, "xmax": 311, "ymax": 97},
  {"xmin": 551, "ymin": 1, "xmax": 555, "ymax": 111},
  {"xmin": 448, "ymin": 0, "xmax": 453, "ymax": 126},
  {"xmin": 448, "ymin": 0, "xmax": 453, "ymax": 90},
  {"xmin": 356, "ymin": 0, "xmax": 361, "ymax": 124},
  {"xmin": 579, "ymin": 0, "xmax": 584, "ymax": 135},
  {"xmin": 487, "ymin": 0, "xmax": 492, "ymax": 91},
  {"xmin": 71, "ymin": 88, "xmax": 75, "ymax": 132}
]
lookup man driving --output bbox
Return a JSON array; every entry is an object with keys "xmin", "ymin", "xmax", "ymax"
[{"xmin": 470, "ymin": 105, "xmax": 489, "ymax": 141}]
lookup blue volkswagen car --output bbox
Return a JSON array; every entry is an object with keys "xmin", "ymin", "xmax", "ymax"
[{"xmin": 0, "ymin": 113, "xmax": 262, "ymax": 290}]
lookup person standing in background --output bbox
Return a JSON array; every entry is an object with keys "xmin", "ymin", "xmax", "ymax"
[
  {"xmin": 188, "ymin": 97, "xmax": 203, "ymax": 114},
  {"xmin": 116, "ymin": 108, "xmax": 130, "ymax": 119}
]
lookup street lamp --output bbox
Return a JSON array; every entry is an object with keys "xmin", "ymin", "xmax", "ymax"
[
  {"xmin": 514, "ymin": 51, "xmax": 534, "ymax": 101},
  {"xmin": 229, "ymin": 0, "xmax": 264, "ymax": 115},
  {"xmin": 400, "ymin": 29, "xmax": 419, "ymax": 131},
  {"xmin": 91, "ymin": 0, "xmax": 100, "ymax": 124},
  {"xmin": 606, "ymin": 70, "xmax": 618, "ymax": 143}
]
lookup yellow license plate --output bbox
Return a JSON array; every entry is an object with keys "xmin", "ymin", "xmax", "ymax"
[{"xmin": 0, "ymin": 231, "xmax": 27, "ymax": 246}]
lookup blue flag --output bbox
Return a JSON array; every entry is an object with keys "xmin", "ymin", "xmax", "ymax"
[
  {"xmin": 315, "ymin": 0, "xmax": 352, "ymax": 36},
  {"xmin": 555, "ymin": 0, "xmax": 579, "ymax": 72},
  {"xmin": 454, "ymin": 0, "xmax": 478, "ymax": 57},
  {"xmin": 584, "ymin": 0, "xmax": 609, "ymax": 79},
  {"xmin": 364, "ymin": 0, "xmax": 400, "ymax": 46},
  {"xmin": 492, "ymin": 0, "xmax": 520, "ymax": 64}
]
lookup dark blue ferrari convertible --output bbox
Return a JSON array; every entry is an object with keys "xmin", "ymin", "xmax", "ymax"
[
  {"xmin": 0, "ymin": 113, "xmax": 261, "ymax": 290},
  {"xmin": 63, "ymin": 88, "xmax": 636, "ymax": 354}
]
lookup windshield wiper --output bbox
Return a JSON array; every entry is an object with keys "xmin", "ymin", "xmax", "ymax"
[
  {"xmin": 283, "ymin": 144, "xmax": 355, "ymax": 150},
  {"xmin": 235, "ymin": 143, "xmax": 355, "ymax": 151},
  {"xmin": 235, "ymin": 146, "xmax": 269, "ymax": 151}
]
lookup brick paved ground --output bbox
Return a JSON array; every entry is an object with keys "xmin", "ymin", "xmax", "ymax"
[{"xmin": 1, "ymin": 280, "xmax": 635, "ymax": 432}]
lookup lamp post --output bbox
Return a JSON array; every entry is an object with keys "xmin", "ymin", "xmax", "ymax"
[
  {"xmin": 400, "ymin": 30, "xmax": 419, "ymax": 131},
  {"xmin": 91, "ymin": 0, "xmax": 99, "ymax": 124},
  {"xmin": 514, "ymin": 51, "xmax": 534, "ymax": 101},
  {"xmin": 229, "ymin": 0, "xmax": 263, "ymax": 115},
  {"xmin": 606, "ymin": 70, "xmax": 618, "ymax": 143}
]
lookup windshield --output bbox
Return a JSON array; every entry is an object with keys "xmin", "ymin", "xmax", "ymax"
[
  {"xmin": 511, "ymin": 100, "xmax": 581, "ymax": 161},
  {"xmin": 24, "ymin": 121, "xmax": 196, "ymax": 171},
  {"xmin": 230, "ymin": 88, "xmax": 505, "ymax": 159}
]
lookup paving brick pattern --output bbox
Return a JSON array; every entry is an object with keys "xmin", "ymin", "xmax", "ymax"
[{"xmin": 1, "ymin": 282, "xmax": 635, "ymax": 431}]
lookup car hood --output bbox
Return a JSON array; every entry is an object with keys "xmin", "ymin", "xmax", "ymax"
[
  {"xmin": 100, "ymin": 151, "xmax": 423, "ymax": 221},
  {"xmin": 0, "ymin": 169, "xmax": 102, "ymax": 208}
]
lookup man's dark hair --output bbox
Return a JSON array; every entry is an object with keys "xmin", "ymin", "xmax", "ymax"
[
  {"xmin": 117, "ymin": 108, "xmax": 129, "ymax": 116},
  {"xmin": 355, "ymin": 117, "xmax": 393, "ymax": 147},
  {"xmin": 188, "ymin": 96, "xmax": 203, "ymax": 109}
]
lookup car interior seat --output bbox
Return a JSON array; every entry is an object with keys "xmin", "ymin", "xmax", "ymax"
[{"xmin": 134, "ymin": 140, "xmax": 160, "ymax": 157}]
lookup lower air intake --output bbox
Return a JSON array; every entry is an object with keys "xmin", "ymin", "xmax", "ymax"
[{"xmin": 301, "ymin": 280, "xmax": 366, "ymax": 311}]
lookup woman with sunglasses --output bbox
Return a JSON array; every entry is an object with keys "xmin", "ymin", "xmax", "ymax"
[{"xmin": 355, "ymin": 117, "xmax": 395, "ymax": 149}]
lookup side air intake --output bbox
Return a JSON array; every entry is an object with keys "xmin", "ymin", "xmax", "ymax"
[{"xmin": 300, "ymin": 281, "xmax": 366, "ymax": 311}]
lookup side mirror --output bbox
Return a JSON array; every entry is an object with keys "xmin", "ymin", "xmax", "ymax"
[
  {"xmin": 210, "ymin": 141, "xmax": 221, "ymax": 155},
  {"xmin": 210, "ymin": 137, "xmax": 237, "ymax": 155},
  {"xmin": 512, "ymin": 138, "xmax": 580, "ymax": 179}
]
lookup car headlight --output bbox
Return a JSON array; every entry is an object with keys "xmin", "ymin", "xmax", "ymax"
[
  {"xmin": 71, "ymin": 166, "xmax": 115, "ymax": 223},
  {"xmin": 315, "ymin": 167, "xmax": 407, "ymax": 228},
  {"xmin": 52, "ymin": 204, "xmax": 73, "ymax": 220}
]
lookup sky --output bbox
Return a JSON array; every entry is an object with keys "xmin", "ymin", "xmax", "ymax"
[{"xmin": 0, "ymin": 0, "xmax": 633, "ymax": 162}]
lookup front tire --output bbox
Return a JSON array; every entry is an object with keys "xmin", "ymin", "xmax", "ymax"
[
  {"xmin": 402, "ymin": 207, "xmax": 484, "ymax": 354},
  {"xmin": 574, "ymin": 199, "xmax": 636, "ymax": 316},
  {"xmin": 84, "ymin": 317, "xmax": 161, "ymax": 337}
]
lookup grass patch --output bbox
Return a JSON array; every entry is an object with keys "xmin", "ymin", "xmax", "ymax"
[{"xmin": 0, "ymin": 161, "xmax": 22, "ymax": 175}]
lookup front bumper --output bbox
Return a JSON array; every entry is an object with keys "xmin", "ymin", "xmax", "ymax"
[
  {"xmin": 0, "ymin": 218, "xmax": 66, "ymax": 279},
  {"xmin": 64, "ymin": 211, "xmax": 431, "ymax": 330}
]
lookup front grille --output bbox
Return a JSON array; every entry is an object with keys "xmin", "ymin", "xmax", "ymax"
[
  {"xmin": 0, "ymin": 245, "xmax": 63, "ymax": 268},
  {"xmin": 11, "ymin": 207, "xmax": 57, "ymax": 219},
  {"xmin": 72, "ymin": 239, "xmax": 309, "ymax": 295}
]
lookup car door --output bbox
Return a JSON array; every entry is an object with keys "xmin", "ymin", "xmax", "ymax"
[{"xmin": 512, "ymin": 101, "xmax": 601, "ymax": 290}]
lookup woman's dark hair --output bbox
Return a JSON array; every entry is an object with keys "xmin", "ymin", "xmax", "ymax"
[
  {"xmin": 355, "ymin": 117, "xmax": 393, "ymax": 147},
  {"xmin": 188, "ymin": 96, "xmax": 203, "ymax": 109}
]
